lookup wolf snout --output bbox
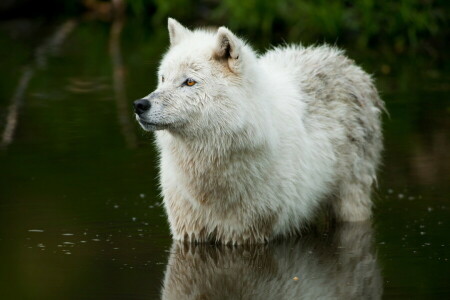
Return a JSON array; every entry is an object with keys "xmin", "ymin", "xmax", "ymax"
[{"xmin": 133, "ymin": 99, "xmax": 151, "ymax": 115}]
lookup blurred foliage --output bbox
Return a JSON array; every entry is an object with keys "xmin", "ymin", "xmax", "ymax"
[
  {"xmin": 1, "ymin": 0, "xmax": 448, "ymax": 58},
  {"xmin": 127, "ymin": 0, "xmax": 448, "ymax": 56}
]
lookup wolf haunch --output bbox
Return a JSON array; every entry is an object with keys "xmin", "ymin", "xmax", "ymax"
[{"xmin": 134, "ymin": 18, "xmax": 385, "ymax": 244}]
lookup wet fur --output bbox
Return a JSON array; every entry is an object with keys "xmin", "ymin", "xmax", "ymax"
[{"xmin": 137, "ymin": 19, "xmax": 384, "ymax": 244}]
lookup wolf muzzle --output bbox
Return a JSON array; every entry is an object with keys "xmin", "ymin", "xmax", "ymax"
[{"xmin": 133, "ymin": 99, "xmax": 151, "ymax": 115}]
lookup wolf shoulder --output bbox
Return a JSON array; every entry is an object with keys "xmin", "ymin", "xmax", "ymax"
[{"xmin": 258, "ymin": 44, "xmax": 382, "ymax": 110}]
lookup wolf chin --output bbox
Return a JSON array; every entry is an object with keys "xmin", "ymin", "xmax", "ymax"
[{"xmin": 134, "ymin": 18, "xmax": 384, "ymax": 244}]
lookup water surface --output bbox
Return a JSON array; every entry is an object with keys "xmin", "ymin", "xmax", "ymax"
[{"xmin": 0, "ymin": 18, "xmax": 449, "ymax": 299}]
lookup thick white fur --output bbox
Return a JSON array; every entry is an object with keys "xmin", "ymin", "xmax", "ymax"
[{"xmin": 136, "ymin": 18, "xmax": 384, "ymax": 244}]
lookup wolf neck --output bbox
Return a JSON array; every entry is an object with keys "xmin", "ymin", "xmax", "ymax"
[
  {"xmin": 167, "ymin": 120, "xmax": 271, "ymax": 164},
  {"xmin": 164, "ymin": 114, "xmax": 278, "ymax": 177},
  {"xmin": 161, "ymin": 126, "xmax": 273, "ymax": 206}
]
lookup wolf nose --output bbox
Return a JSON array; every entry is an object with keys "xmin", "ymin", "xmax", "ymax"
[{"xmin": 133, "ymin": 99, "xmax": 151, "ymax": 115}]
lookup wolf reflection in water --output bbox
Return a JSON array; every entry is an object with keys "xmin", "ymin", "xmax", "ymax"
[{"xmin": 161, "ymin": 222, "xmax": 382, "ymax": 300}]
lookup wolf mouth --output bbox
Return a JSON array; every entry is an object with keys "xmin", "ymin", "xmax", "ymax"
[
  {"xmin": 139, "ymin": 120, "xmax": 159, "ymax": 126},
  {"xmin": 138, "ymin": 118, "xmax": 171, "ymax": 130}
]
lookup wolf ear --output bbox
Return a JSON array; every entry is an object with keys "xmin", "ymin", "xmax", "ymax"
[
  {"xmin": 214, "ymin": 27, "xmax": 242, "ymax": 72},
  {"xmin": 168, "ymin": 18, "xmax": 190, "ymax": 46}
]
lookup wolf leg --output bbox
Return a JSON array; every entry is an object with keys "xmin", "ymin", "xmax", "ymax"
[{"xmin": 333, "ymin": 181, "xmax": 373, "ymax": 222}]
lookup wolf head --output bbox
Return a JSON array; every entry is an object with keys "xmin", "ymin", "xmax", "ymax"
[{"xmin": 134, "ymin": 18, "xmax": 259, "ymax": 136}]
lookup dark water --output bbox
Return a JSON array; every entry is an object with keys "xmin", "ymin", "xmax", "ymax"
[{"xmin": 0, "ymin": 18, "xmax": 449, "ymax": 299}]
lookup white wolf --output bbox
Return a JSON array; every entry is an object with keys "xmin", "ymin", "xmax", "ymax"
[{"xmin": 134, "ymin": 18, "xmax": 384, "ymax": 244}]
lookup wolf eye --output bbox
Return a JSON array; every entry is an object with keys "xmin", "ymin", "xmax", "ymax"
[
  {"xmin": 185, "ymin": 78, "xmax": 196, "ymax": 86},
  {"xmin": 161, "ymin": 76, "xmax": 165, "ymax": 83}
]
